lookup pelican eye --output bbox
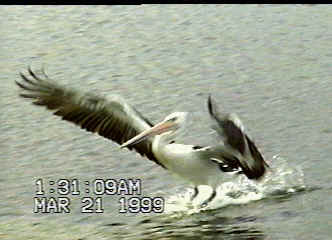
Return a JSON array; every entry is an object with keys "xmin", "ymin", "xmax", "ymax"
[{"xmin": 168, "ymin": 117, "xmax": 177, "ymax": 122}]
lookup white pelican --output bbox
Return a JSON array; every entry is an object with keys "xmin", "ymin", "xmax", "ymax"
[{"xmin": 16, "ymin": 67, "xmax": 269, "ymax": 207}]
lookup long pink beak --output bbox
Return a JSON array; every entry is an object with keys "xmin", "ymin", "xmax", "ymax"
[{"xmin": 120, "ymin": 120, "xmax": 176, "ymax": 148}]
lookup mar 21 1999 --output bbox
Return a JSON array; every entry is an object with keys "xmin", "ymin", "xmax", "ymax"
[{"xmin": 33, "ymin": 178, "xmax": 165, "ymax": 214}]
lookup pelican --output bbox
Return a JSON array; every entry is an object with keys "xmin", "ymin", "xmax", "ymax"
[{"xmin": 16, "ymin": 67, "xmax": 269, "ymax": 207}]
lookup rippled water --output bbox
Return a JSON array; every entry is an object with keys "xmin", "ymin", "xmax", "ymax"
[{"xmin": 1, "ymin": 5, "xmax": 332, "ymax": 240}]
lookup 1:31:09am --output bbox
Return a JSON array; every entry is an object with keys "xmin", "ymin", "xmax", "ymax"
[{"xmin": 35, "ymin": 178, "xmax": 142, "ymax": 195}]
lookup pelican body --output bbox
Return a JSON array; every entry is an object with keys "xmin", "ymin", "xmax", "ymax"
[{"xmin": 16, "ymin": 67, "xmax": 269, "ymax": 206}]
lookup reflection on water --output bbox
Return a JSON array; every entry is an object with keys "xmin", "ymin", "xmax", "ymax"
[{"xmin": 103, "ymin": 212, "xmax": 266, "ymax": 240}]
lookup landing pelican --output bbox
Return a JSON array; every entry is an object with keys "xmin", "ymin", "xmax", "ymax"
[{"xmin": 16, "ymin": 67, "xmax": 269, "ymax": 206}]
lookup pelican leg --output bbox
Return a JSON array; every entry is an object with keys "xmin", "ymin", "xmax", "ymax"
[
  {"xmin": 190, "ymin": 186, "xmax": 199, "ymax": 201},
  {"xmin": 200, "ymin": 189, "xmax": 217, "ymax": 208}
]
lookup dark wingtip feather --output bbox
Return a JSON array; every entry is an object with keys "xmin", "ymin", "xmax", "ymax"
[
  {"xmin": 19, "ymin": 72, "xmax": 29, "ymax": 83},
  {"xmin": 15, "ymin": 80, "xmax": 25, "ymax": 89},
  {"xmin": 28, "ymin": 66, "xmax": 42, "ymax": 81},
  {"xmin": 207, "ymin": 95, "xmax": 220, "ymax": 122},
  {"xmin": 19, "ymin": 93, "xmax": 40, "ymax": 99},
  {"xmin": 19, "ymin": 72, "xmax": 38, "ymax": 87},
  {"xmin": 207, "ymin": 94, "xmax": 213, "ymax": 116},
  {"xmin": 15, "ymin": 79, "xmax": 36, "ymax": 92}
]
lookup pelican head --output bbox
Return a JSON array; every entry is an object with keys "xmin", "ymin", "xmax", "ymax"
[{"xmin": 120, "ymin": 112, "xmax": 188, "ymax": 148}]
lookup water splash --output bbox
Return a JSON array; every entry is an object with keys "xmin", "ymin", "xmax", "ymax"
[{"xmin": 164, "ymin": 155, "xmax": 306, "ymax": 214}]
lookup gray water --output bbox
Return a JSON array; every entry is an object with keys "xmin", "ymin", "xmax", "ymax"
[{"xmin": 1, "ymin": 5, "xmax": 332, "ymax": 240}]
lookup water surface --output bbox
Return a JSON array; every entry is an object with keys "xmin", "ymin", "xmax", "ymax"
[{"xmin": 1, "ymin": 5, "xmax": 331, "ymax": 240}]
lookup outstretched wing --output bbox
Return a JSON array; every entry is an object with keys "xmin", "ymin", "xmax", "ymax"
[
  {"xmin": 207, "ymin": 95, "xmax": 268, "ymax": 179},
  {"xmin": 16, "ymin": 67, "xmax": 165, "ymax": 168}
]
